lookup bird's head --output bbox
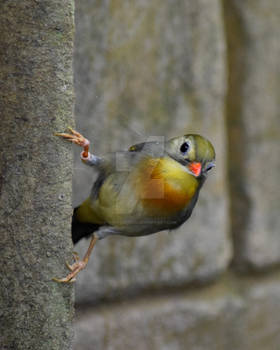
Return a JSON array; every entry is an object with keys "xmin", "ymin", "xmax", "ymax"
[{"xmin": 165, "ymin": 134, "xmax": 216, "ymax": 178}]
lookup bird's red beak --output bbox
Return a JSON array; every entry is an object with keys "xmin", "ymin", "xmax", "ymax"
[{"xmin": 188, "ymin": 162, "xmax": 202, "ymax": 177}]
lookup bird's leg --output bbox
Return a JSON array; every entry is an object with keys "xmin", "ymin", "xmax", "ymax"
[
  {"xmin": 55, "ymin": 127, "xmax": 102, "ymax": 167},
  {"xmin": 53, "ymin": 235, "xmax": 99, "ymax": 283},
  {"xmin": 55, "ymin": 127, "xmax": 90, "ymax": 158}
]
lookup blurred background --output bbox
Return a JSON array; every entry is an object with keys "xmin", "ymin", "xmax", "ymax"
[{"xmin": 72, "ymin": 1, "xmax": 280, "ymax": 349}]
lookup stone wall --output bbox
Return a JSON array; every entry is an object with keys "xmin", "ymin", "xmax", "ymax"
[{"xmin": 72, "ymin": 1, "xmax": 280, "ymax": 349}]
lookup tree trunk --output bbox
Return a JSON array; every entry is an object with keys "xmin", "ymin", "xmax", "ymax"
[{"xmin": 0, "ymin": 1, "xmax": 75, "ymax": 349}]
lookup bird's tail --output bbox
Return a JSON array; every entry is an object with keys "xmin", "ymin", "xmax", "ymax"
[{"xmin": 72, "ymin": 206, "xmax": 100, "ymax": 244}]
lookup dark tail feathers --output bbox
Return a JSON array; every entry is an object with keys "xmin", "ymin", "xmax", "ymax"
[{"xmin": 72, "ymin": 207, "xmax": 100, "ymax": 244}]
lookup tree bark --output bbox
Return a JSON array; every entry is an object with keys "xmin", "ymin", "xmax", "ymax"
[{"xmin": 0, "ymin": 1, "xmax": 75, "ymax": 349}]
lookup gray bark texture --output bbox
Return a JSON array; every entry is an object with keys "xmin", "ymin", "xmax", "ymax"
[{"xmin": 0, "ymin": 1, "xmax": 75, "ymax": 349}]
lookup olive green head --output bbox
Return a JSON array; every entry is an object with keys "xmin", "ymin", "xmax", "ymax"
[{"xmin": 165, "ymin": 134, "xmax": 216, "ymax": 178}]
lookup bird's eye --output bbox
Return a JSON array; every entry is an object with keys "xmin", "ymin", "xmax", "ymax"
[{"xmin": 180, "ymin": 141, "xmax": 189, "ymax": 154}]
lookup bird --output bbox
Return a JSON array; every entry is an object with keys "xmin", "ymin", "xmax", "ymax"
[{"xmin": 53, "ymin": 127, "xmax": 215, "ymax": 283}]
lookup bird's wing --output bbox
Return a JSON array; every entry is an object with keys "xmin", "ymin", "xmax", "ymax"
[
  {"xmin": 128, "ymin": 142, "xmax": 147, "ymax": 152},
  {"xmin": 128, "ymin": 141, "xmax": 166, "ymax": 158}
]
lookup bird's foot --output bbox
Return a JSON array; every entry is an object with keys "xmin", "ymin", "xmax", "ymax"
[
  {"xmin": 53, "ymin": 235, "xmax": 98, "ymax": 283},
  {"xmin": 52, "ymin": 252, "xmax": 87, "ymax": 283},
  {"xmin": 55, "ymin": 127, "xmax": 90, "ymax": 158},
  {"xmin": 65, "ymin": 251, "xmax": 80, "ymax": 271}
]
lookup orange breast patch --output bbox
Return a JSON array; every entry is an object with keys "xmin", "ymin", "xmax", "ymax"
[{"xmin": 138, "ymin": 157, "xmax": 196, "ymax": 215}]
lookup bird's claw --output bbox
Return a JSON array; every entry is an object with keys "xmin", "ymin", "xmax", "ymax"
[
  {"xmin": 73, "ymin": 251, "xmax": 80, "ymax": 261},
  {"xmin": 65, "ymin": 252, "xmax": 80, "ymax": 271},
  {"xmin": 65, "ymin": 261, "xmax": 74, "ymax": 271},
  {"xmin": 53, "ymin": 252, "xmax": 85, "ymax": 283},
  {"xmin": 55, "ymin": 127, "xmax": 90, "ymax": 152},
  {"xmin": 52, "ymin": 260, "xmax": 87, "ymax": 283},
  {"xmin": 52, "ymin": 276, "xmax": 76, "ymax": 283},
  {"xmin": 53, "ymin": 234, "xmax": 98, "ymax": 283}
]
